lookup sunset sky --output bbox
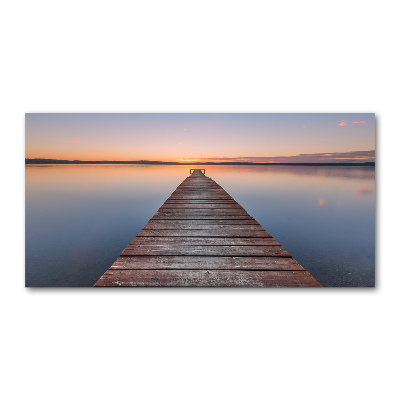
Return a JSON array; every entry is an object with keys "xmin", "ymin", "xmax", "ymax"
[{"xmin": 25, "ymin": 113, "xmax": 375, "ymax": 163}]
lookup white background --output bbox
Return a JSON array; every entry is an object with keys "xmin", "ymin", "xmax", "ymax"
[{"xmin": 1, "ymin": 1, "xmax": 398, "ymax": 399}]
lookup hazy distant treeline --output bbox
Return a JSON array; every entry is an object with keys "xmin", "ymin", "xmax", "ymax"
[
  {"xmin": 25, "ymin": 158, "xmax": 375, "ymax": 166},
  {"xmin": 25, "ymin": 158, "xmax": 174, "ymax": 165}
]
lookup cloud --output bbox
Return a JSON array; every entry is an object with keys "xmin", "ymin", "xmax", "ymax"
[
  {"xmin": 302, "ymin": 126, "xmax": 306, "ymax": 128},
  {"xmin": 318, "ymin": 198, "xmax": 325, "ymax": 206},
  {"xmin": 352, "ymin": 121, "xmax": 366, "ymax": 124},
  {"xmin": 339, "ymin": 120, "xmax": 348, "ymax": 126},
  {"xmin": 197, "ymin": 150, "xmax": 375, "ymax": 164}
]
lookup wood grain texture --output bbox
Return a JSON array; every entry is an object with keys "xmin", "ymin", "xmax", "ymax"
[
  {"xmin": 121, "ymin": 245, "xmax": 291, "ymax": 257},
  {"xmin": 94, "ymin": 169, "xmax": 321, "ymax": 287},
  {"xmin": 142, "ymin": 221, "xmax": 262, "ymax": 229},
  {"xmin": 159, "ymin": 204, "xmax": 245, "ymax": 209},
  {"xmin": 165, "ymin": 200, "xmax": 237, "ymax": 203},
  {"xmin": 110, "ymin": 256, "xmax": 305, "ymax": 270},
  {"xmin": 136, "ymin": 229, "xmax": 272, "ymax": 237},
  {"xmin": 95, "ymin": 270, "xmax": 321, "ymax": 287},
  {"xmin": 130, "ymin": 237, "xmax": 279, "ymax": 245}
]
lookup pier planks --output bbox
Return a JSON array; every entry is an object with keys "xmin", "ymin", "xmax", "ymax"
[{"xmin": 94, "ymin": 169, "xmax": 321, "ymax": 287}]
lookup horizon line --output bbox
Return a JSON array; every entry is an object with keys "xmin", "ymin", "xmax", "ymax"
[{"xmin": 25, "ymin": 158, "xmax": 375, "ymax": 166}]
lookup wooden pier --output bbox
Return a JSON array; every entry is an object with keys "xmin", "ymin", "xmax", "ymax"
[{"xmin": 94, "ymin": 169, "xmax": 321, "ymax": 287}]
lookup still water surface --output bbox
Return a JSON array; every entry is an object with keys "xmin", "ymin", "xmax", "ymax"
[{"xmin": 25, "ymin": 164, "xmax": 375, "ymax": 287}]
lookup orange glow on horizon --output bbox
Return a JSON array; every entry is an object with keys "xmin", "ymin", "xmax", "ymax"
[{"xmin": 179, "ymin": 158, "xmax": 201, "ymax": 163}]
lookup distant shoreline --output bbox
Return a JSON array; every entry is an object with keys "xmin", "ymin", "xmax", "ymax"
[{"xmin": 25, "ymin": 159, "xmax": 375, "ymax": 167}]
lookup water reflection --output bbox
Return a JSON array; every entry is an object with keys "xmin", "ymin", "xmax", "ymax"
[
  {"xmin": 25, "ymin": 164, "xmax": 375, "ymax": 287},
  {"xmin": 355, "ymin": 187, "xmax": 375, "ymax": 196}
]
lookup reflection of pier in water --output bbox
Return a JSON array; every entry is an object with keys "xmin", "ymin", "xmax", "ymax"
[{"xmin": 94, "ymin": 169, "xmax": 321, "ymax": 287}]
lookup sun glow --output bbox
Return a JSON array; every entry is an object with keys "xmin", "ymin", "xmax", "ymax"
[{"xmin": 180, "ymin": 158, "xmax": 201, "ymax": 162}]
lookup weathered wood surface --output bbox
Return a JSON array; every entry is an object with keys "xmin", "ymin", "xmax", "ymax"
[
  {"xmin": 97, "ymin": 270, "xmax": 319, "ymax": 287},
  {"xmin": 94, "ymin": 169, "xmax": 321, "ymax": 287},
  {"xmin": 110, "ymin": 256, "xmax": 304, "ymax": 270},
  {"xmin": 137, "ymin": 229, "xmax": 272, "ymax": 237},
  {"xmin": 121, "ymin": 245, "xmax": 291, "ymax": 257},
  {"xmin": 143, "ymin": 221, "xmax": 261, "ymax": 228},
  {"xmin": 130, "ymin": 237, "xmax": 279, "ymax": 245}
]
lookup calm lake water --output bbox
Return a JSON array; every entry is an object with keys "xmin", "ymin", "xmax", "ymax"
[{"xmin": 25, "ymin": 164, "xmax": 375, "ymax": 287}]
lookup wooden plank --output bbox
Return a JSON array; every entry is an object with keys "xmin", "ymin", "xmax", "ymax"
[
  {"xmin": 121, "ymin": 245, "xmax": 291, "ymax": 257},
  {"xmin": 154, "ymin": 210, "xmax": 250, "ymax": 216},
  {"xmin": 164, "ymin": 199, "xmax": 237, "ymax": 202},
  {"xmin": 159, "ymin": 204, "xmax": 245, "ymax": 209},
  {"xmin": 136, "ymin": 229, "xmax": 272, "ymax": 237},
  {"xmin": 172, "ymin": 192, "xmax": 228, "ymax": 195},
  {"xmin": 95, "ymin": 270, "xmax": 321, "ymax": 287},
  {"xmin": 167, "ymin": 199, "xmax": 235, "ymax": 202},
  {"xmin": 142, "ymin": 221, "xmax": 263, "ymax": 229},
  {"xmin": 130, "ymin": 237, "xmax": 280, "ymax": 246},
  {"xmin": 176, "ymin": 188, "xmax": 222, "ymax": 190},
  {"xmin": 172, "ymin": 186, "xmax": 226, "ymax": 189},
  {"xmin": 155, "ymin": 208, "xmax": 249, "ymax": 212},
  {"xmin": 177, "ymin": 188, "xmax": 222, "ymax": 190},
  {"xmin": 110, "ymin": 256, "xmax": 304, "ymax": 270},
  {"xmin": 169, "ymin": 192, "xmax": 232, "ymax": 195},
  {"xmin": 151, "ymin": 214, "xmax": 253, "ymax": 220},
  {"xmin": 164, "ymin": 200, "xmax": 238, "ymax": 204},
  {"xmin": 169, "ymin": 190, "xmax": 230, "ymax": 193}
]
